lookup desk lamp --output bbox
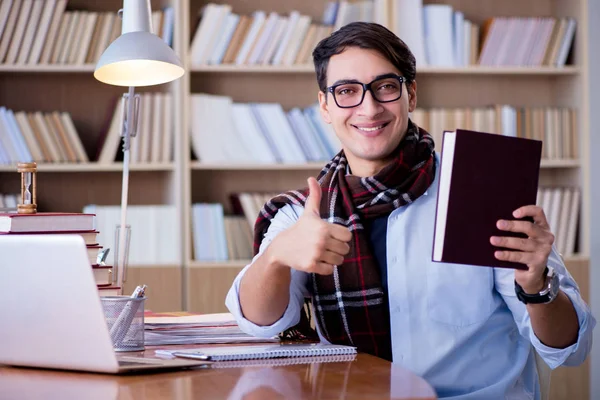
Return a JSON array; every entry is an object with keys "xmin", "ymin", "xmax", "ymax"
[{"xmin": 94, "ymin": 0, "xmax": 184, "ymax": 292}]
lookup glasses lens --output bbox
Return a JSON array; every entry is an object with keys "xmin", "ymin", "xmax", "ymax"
[
  {"xmin": 371, "ymin": 77, "xmax": 402, "ymax": 102},
  {"xmin": 333, "ymin": 83, "xmax": 364, "ymax": 107}
]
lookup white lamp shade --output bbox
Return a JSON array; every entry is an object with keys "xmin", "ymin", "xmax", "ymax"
[{"xmin": 94, "ymin": 31, "xmax": 184, "ymax": 87}]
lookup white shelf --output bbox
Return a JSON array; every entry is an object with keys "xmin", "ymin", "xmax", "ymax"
[
  {"xmin": 0, "ymin": 64, "xmax": 95, "ymax": 72},
  {"xmin": 0, "ymin": 63, "xmax": 579, "ymax": 76},
  {"xmin": 190, "ymin": 161, "xmax": 324, "ymax": 170},
  {"xmin": 188, "ymin": 255, "xmax": 587, "ymax": 268},
  {"xmin": 190, "ymin": 64, "xmax": 580, "ymax": 75},
  {"xmin": 0, "ymin": 162, "xmax": 175, "ymax": 172},
  {"xmin": 539, "ymin": 159, "xmax": 581, "ymax": 168}
]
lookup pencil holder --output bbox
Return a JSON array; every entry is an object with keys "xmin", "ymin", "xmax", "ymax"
[{"xmin": 101, "ymin": 296, "xmax": 146, "ymax": 352}]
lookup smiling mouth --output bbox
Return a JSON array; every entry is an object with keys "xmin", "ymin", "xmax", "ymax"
[{"xmin": 352, "ymin": 122, "xmax": 390, "ymax": 132}]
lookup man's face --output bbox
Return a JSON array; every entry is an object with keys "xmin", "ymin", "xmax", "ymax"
[{"xmin": 318, "ymin": 47, "xmax": 416, "ymax": 175}]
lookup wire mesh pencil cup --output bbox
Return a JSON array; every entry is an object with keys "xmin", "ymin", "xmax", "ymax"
[{"xmin": 101, "ymin": 296, "xmax": 146, "ymax": 352}]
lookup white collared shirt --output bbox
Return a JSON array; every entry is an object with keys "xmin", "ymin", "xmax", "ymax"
[{"xmin": 226, "ymin": 160, "xmax": 595, "ymax": 399}]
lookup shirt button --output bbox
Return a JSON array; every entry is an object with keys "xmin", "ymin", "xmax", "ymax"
[{"xmin": 391, "ymin": 256, "xmax": 397, "ymax": 263}]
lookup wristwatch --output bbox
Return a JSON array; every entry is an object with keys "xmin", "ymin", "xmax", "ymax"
[{"xmin": 514, "ymin": 266, "xmax": 560, "ymax": 304}]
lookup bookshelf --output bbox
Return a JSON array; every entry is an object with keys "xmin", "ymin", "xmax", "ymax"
[
  {"xmin": 0, "ymin": 0, "xmax": 184, "ymax": 312},
  {"xmin": 0, "ymin": 0, "xmax": 593, "ymax": 396}
]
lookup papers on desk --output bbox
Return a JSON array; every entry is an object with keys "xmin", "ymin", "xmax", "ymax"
[{"xmin": 144, "ymin": 311, "xmax": 279, "ymax": 346}]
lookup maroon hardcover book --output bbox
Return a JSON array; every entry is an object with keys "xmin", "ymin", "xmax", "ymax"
[{"xmin": 432, "ymin": 129, "xmax": 542, "ymax": 270}]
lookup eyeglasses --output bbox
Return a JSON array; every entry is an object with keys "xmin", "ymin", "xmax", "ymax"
[{"xmin": 326, "ymin": 74, "xmax": 405, "ymax": 108}]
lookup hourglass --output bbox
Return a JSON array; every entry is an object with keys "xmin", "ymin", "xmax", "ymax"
[{"xmin": 17, "ymin": 162, "xmax": 37, "ymax": 214}]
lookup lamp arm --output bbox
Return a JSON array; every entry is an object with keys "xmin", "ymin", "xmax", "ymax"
[{"xmin": 116, "ymin": 86, "xmax": 138, "ymax": 292}]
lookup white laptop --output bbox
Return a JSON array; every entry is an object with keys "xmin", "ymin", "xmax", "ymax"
[{"xmin": 0, "ymin": 234, "xmax": 209, "ymax": 374}]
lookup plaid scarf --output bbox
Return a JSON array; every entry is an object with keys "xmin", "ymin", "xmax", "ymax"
[{"xmin": 253, "ymin": 120, "xmax": 436, "ymax": 361}]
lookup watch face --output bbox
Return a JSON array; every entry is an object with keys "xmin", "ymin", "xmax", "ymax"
[{"xmin": 549, "ymin": 270, "xmax": 560, "ymax": 299}]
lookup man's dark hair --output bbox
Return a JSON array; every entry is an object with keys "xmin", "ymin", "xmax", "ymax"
[{"xmin": 312, "ymin": 22, "xmax": 416, "ymax": 93}]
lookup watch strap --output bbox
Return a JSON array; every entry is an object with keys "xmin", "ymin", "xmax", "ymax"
[{"xmin": 515, "ymin": 267, "xmax": 559, "ymax": 304}]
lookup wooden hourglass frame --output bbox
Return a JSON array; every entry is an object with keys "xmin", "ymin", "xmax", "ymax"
[{"xmin": 17, "ymin": 162, "xmax": 37, "ymax": 214}]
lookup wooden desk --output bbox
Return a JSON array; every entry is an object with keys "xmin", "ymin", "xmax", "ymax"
[{"xmin": 0, "ymin": 350, "xmax": 436, "ymax": 399}]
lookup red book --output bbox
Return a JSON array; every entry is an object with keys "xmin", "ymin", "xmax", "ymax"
[
  {"xmin": 432, "ymin": 129, "xmax": 542, "ymax": 270},
  {"xmin": 92, "ymin": 264, "xmax": 113, "ymax": 286},
  {"xmin": 0, "ymin": 212, "xmax": 95, "ymax": 233},
  {"xmin": 98, "ymin": 285, "xmax": 121, "ymax": 296},
  {"xmin": 0, "ymin": 229, "xmax": 99, "ymax": 245}
]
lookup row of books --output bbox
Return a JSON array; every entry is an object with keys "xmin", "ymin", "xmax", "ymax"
[
  {"xmin": 536, "ymin": 186, "xmax": 580, "ymax": 257},
  {"xmin": 478, "ymin": 17, "xmax": 575, "ymax": 67},
  {"xmin": 190, "ymin": 3, "xmax": 334, "ymax": 66},
  {"xmin": 191, "ymin": 192, "xmax": 291, "ymax": 262},
  {"xmin": 327, "ymin": 2, "xmax": 575, "ymax": 67},
  {"xmin": 82, "ymin": 204, "xmax": 179, "ymax": 266},
  {"xmin": 191, "ymin": 203, "xmax": 253, "ymax": 262},
  {"xmin": 0, "ymin": 107, "xmax": 88, "ymax": 165},
  {"xmin": 190, "ymin": 94, "xmax": 340, "ymax": 164},
  {"xmin": 0, "ymin": 0, "xmax": 174, "ymax": 65},
  {"xmin": 411, "ymin": 106, "xmax": 578, "ymax": 160},
  {"xmin": 190, "ymin": 185, "xmax": 581, "ymax": 261},
  {"xmin": 332, "ymin": 1, "xmax": 480, "ymax": 67},
  {"xmin": 97, "ymin": 93, "xmax": 174, "ymax": 164},
  {"xmin": 0, "ymin": 210, "xmax": 119, "ymax": 295}
]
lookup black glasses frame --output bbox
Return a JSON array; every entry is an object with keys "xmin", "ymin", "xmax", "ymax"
[{"xmin": 326, "ymin": 73, "xmax": 406, "ymax": 109}]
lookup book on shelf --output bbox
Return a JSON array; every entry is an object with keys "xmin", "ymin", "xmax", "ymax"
[
  {"xmin": 0, "ymin": 0, "xmax": 174, "ymax": 65},
  {"xmin": 82, "ymin": 204, "xmax": 178, "ymax": 266},
  {"xmin": 191, "ymin": 203, "xmax": 254, "ymax": 262},
  {"xmin": 190, "ymin": 94, "xmax": 340, "ymax": 164},
  {"xmin": 0, "ymin": 106, "xmax": 88, "ymax": 165},
  {"xmin": 478, "ymin": 16, "xmax": 576, "ymax": 67},
  {"xmin": 411, "ymin": 105, "xmax": 578, "ymax": 159},
  {"xmin": 96, "ymin": 93, "xmax": 174, "ymax": 164},
  {"xmin": 537, "ymin": 186, "xmax": 581, "ymax": 257},
  {"xmin": 432, "ymin": 129, "xmax": 542, "ymax": 270},
  {"xmin": 188, "ymin": 1, "xmax": 575, "ymax": 68}
]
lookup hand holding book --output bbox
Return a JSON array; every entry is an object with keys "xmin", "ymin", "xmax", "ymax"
[{"xmin": 491, "ymin": 205, "xmax": 555, "ymax": 293}]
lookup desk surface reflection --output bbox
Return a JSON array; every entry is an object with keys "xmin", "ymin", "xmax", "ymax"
[{"xmin": 0, "ymin": 351, "xmax": 436, "ymax": 400}]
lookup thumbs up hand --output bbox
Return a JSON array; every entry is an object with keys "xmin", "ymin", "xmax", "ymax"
[{"xmin": 268, "ymin": 177, "xmax": 353, "ymax": 275}]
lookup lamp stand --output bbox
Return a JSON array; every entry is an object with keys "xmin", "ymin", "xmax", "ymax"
[{"xmin": 116, "ymin": 86, "xmax": 140, "ymax": 293}]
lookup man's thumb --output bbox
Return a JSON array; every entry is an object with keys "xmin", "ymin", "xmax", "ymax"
[{"xmin": 305, "ymin": 177, "xmax": 322, "ymax": 216}]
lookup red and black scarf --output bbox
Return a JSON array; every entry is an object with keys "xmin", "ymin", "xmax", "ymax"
[{"xmin": 253, "ymin": 120, "xmax": 436, "ymax": 361}]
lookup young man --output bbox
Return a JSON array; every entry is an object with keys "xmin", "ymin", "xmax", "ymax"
[{"xmin": 226, "ymin": 22, "xmax": 595, "ymax": 398}]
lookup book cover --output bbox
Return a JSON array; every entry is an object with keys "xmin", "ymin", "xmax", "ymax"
[{"xmin": 432, "ymin": 129, "xmax": 542, "ymax": 269}]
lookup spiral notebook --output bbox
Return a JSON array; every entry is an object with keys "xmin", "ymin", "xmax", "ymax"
[
  {"xmin": 155, "ymin": 343, "xmax": 357, "ymax": 362},
  {"xmin": 209, "ymin": 353, "xmax": 357, "ymax": 368}
]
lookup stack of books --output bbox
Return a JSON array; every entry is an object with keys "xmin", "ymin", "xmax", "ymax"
[
  {"xmin": 0, "ymin": 211, "xmax": 120, "ymax": 295},
  {"xmin": 144, "ymin": 311, "xmax": 279, "ymax": 346}
]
